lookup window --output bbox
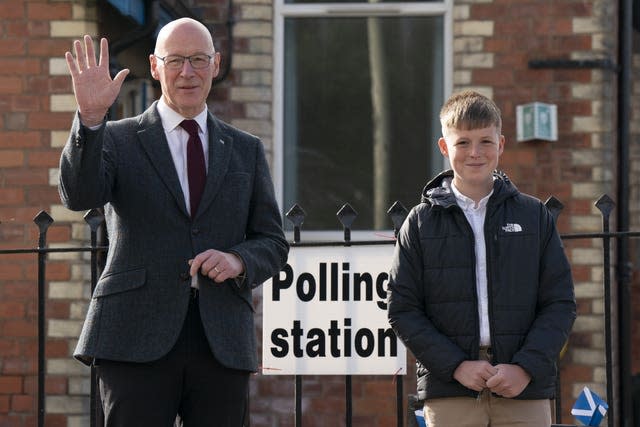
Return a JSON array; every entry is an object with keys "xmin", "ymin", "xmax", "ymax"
[{"xmin": 274, "ymin": 1, "xmax": 451, "ymax": 231}]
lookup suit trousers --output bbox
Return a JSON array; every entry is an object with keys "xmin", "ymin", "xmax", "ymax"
[{"xmin": 97, "ymin": 289, "xmax": 250, "ymax": 427}]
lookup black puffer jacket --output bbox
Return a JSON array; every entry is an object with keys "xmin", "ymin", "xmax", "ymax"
[{"xmin": 387, "ymin": 170, "xmax": 576, "ymax": 401}]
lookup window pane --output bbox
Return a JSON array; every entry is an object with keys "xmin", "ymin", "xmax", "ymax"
[{"xmin": 283, "ymin": 16, "xmax": 444, "ymax": 230}]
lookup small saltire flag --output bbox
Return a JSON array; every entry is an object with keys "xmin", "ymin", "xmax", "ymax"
[
  {"xmin": 571, "ymin": 386, "xmax": 608, "ymax": 426},
  {"xmin": 414, "ymin": 409, "xmax": 427, "ymax": 427}
]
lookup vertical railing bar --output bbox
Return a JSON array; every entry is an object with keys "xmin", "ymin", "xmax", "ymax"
[
  {"xmin": 344, "ymin": 214, "xmax": 353, "ymax": 427},
  {"xmin": 295, "ymin": 375, "xmax": 302, "ymax": 427},
  {"xmin": 604, "ymin": 232, "xmax": 614, "ymax": 426},
  {"xmin": 337, "ymin": 204, "xmax": 355, "ymax": 427},
  {"xmin": 37, "ymin": 259, "xmax": 45, "ymax": 427},
  {"xmin": 396, "ymin": 375, "xmax": 403, "ymax": 427},
  {"xmin": 545, "ymin": 196, "xmax": 565, "ymax": 423},
  {"xmin": 604, "ymin": 223, "xmax": 613, "ymax": 427},
  {"xmin": 89, "ymin": 223, "xmax": 99, "ymax": 427},
  {"xmin": 555, "ymin": 368, "xmax": 562, "ymax": 422},
  {"xmin": 84, "ymin": 209, "xmax": 105, "ymax": 427},
  {"xmin": 595, "ymin": 195, "xmax": 615, "ymax": 427},
  {"xmin": 294, "ymin": 220, "xmax": 302, "ymax": 427},
  {"xmin": 388, "ymin": 202, "xmax": 407, "ymax": 427},
  {"xmin": 286, "ymin": 204, "xmax": 306, "ymax": 427},
  {"xmin": 38, "ymin": 241, "xmax": 47, "ymax": 427},
  {"xmin": 37, "ymin": 226, "xmax": 47, "ymax": 427},
  {"xmin": 345, "ymin": 375, "xmax": 352, "ymax": 427},
  {"xmin": 34, "ymin": 211, "xmax": 53, "ymax": 427}
]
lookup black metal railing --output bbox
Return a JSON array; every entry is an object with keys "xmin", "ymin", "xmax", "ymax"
[
  {"xmin": 1, "ymin": 210, "xmax": 108, "ymax": 427},
  {"xmin": 0, "ymin": 194, "xmax": 637, "ymax": 427},
  {"xmin": 284, "ymin": 201, "xmax": 405, "ymax": 427}
]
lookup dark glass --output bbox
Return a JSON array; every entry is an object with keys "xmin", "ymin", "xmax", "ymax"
[{"xmin": 283, "ymin": 16, "xmax": 444, "ymax": 230}]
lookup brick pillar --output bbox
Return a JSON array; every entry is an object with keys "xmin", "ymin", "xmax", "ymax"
[
  {"xmin": 0, "ymin": 1, "xmax": 99, "ymax": 426},
  {"xmin": 0, "ymin": 1, "xmax": 78, "ymax": 426},
  {"xmin": 46, "ymin": 3, "xmax": 100, "ymax": 424}
]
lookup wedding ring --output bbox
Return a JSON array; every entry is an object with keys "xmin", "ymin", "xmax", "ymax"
[{"xmin": 214, "ymin": 267, "xmax": 220, "ymax": 273}]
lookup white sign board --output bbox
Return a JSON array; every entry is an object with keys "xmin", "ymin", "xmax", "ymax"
[{"xmin": 262, "ymin": 245, "xmax": 406, "ymax": 376}]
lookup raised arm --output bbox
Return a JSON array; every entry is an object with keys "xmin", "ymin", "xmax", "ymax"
[{"xmin": 65, "ymin": 35, "xmax": 129, "ymax": 127}]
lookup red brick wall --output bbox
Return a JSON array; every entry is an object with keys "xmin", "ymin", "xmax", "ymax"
[
  {"xmin": 0, "ymin": 1, "xmax": 77, "ymax": 426},
  {"xmin": 0, "ymin": 0, "xmax": 637, "ymax": 426}
]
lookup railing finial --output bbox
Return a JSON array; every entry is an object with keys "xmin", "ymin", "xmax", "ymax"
[
  {"xmin": 33, "ymin": 211, "xmax": 53, "ymax": 237},
  {"xmin": 544, "ymin": 196, "xmax": 564, "ymax": 223},
  {"xmin": 286, "ymin": 204, "xmax": 306, "ymax": 244},
  {"xmin": 337, "ymin": 203, "xmax": 357, "ymax": 243},
  {"xmin": 83, "ymin": 209, "xmax": 105, "ymax": 232},
  {"xmin": 595, "ymin": 194, "xmax": 615, "ymax": 221},
  {"xmin": 387, "ymin": 201, "xmax": 408, "ymax": 237}
]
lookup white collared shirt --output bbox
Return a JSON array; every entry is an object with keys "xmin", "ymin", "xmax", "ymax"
[
  {"xmin": 157, "ymin": 98, "xmax": 209, "ymax": 217},
  {"xmin": 451, "ymin": 183, "xmax": 494, "ymax": 347}
]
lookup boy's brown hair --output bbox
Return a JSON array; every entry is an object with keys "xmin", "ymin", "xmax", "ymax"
[{"xmin": 439, "ymin": 90, "xmax": 502, "ymax": 134}]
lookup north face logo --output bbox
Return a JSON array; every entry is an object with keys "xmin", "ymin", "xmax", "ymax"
[{"xmin": 502, "ymin": 223, "xmax": 523, "ymax": 232}]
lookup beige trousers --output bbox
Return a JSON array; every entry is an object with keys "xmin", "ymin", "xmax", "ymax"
[
  {"xmin": 423, "ymin": 394, "xmax": 552, "ymax": 427},
  {"xmin": 423, "ymin": 348, "xmax": 552, "ymax": 426}
]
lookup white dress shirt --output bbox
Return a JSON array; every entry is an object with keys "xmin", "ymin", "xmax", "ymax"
[{"xmin": 451, "ymin": 183, "xmax": 494, "ymax": 347}]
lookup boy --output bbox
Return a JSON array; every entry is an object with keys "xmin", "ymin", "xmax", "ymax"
[{"xmin": 387, "ymin": 91, "xmax": 576, "ymax": 426}]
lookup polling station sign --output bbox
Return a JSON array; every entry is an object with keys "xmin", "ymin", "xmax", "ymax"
[{"xmin": 262, "ymin": 245, "xmax": 406, "ymax": 375}]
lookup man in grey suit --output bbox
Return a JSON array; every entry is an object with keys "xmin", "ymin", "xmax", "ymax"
[{"xmin": 58, "ymin": 17, "xmax": 289, "ymax": 426}]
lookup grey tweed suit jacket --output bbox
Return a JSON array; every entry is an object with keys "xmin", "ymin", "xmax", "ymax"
[{"xmin": 58, "ymin": 102, "xmax": 289, "ymax": 372}]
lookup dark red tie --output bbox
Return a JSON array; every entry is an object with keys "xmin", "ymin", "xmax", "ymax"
[{"xmin": 180, "ymin": 119, "xmax": 206, "ymax": 219}]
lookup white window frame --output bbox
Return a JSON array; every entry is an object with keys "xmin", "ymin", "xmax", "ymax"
[{"xmin": 273, "ymin": 0, "xmax": 453, "ymax": 239}]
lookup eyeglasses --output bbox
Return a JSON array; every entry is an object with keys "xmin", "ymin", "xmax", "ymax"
[{"xmin": 154, "ymin": 54, "xmax": 213, "ymax": 70}]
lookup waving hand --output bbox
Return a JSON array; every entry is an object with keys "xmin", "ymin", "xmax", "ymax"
[{"xmin": 65, "ymin": 35, "xmax": 129, "ymax": 127}]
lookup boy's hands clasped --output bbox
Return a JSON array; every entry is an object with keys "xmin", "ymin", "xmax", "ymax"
[
  {"xmin": 454, "ymin": 360, "xmax": 531, "ymax": 398},
  {"xmin": 485, "ymin": 364, "xmax": 531, "ymax": 398}
]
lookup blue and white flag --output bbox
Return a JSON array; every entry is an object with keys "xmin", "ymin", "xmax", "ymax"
[
  {"xmin": 571, "ymin": 386, "xmax": 608, "ymax": 426},
  {"xmin": 414, "ymin": 409, "xmax": 427, "ymax": 427}
]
